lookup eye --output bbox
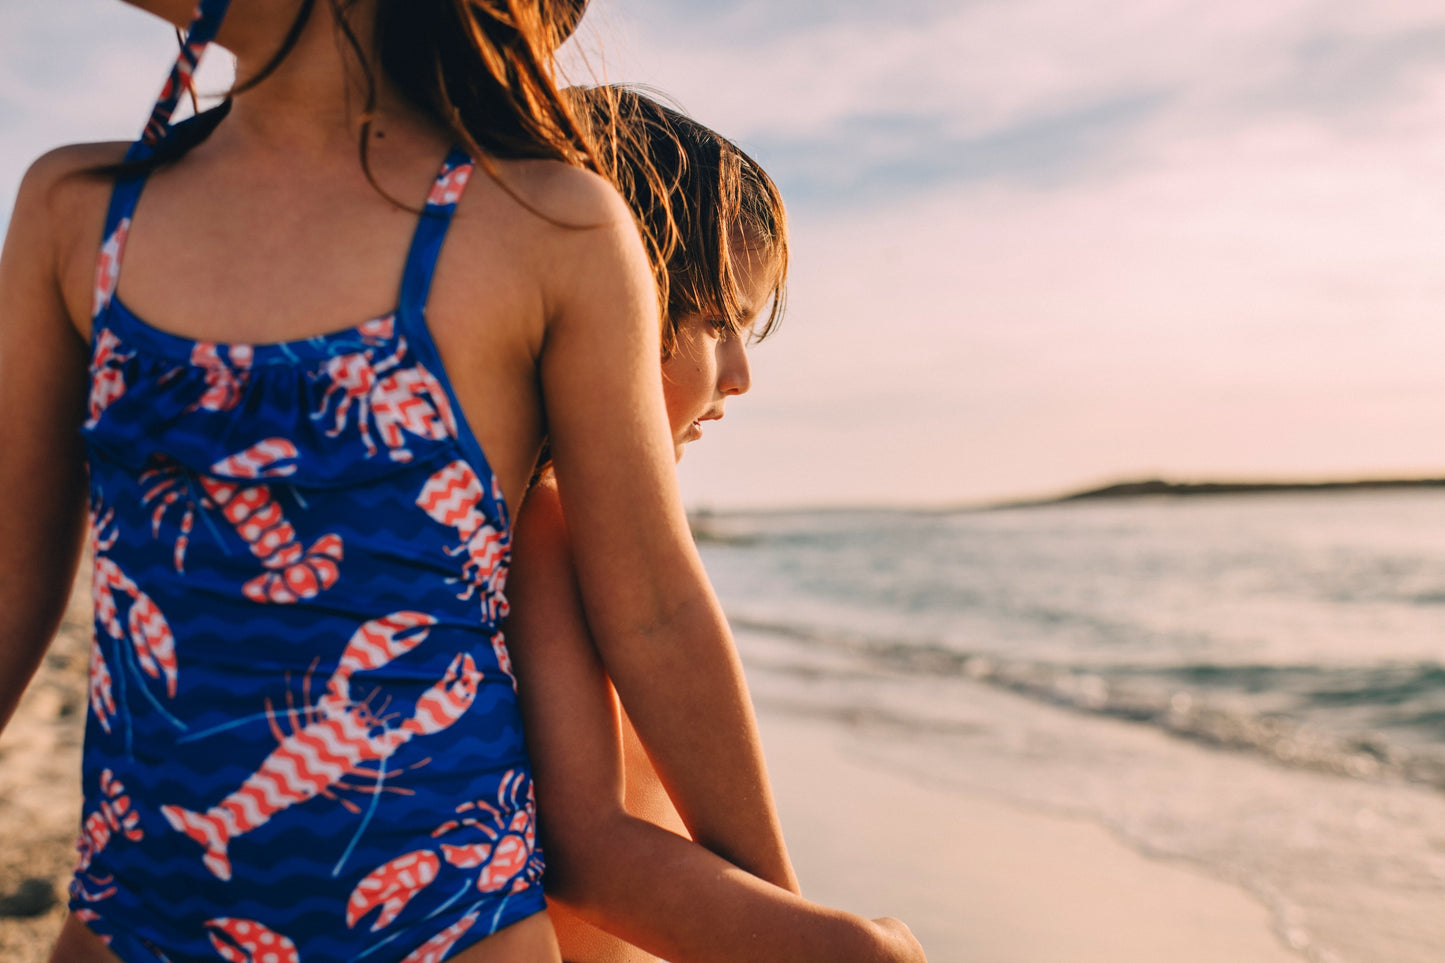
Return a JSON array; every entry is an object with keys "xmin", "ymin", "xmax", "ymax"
[{"xmin": 706, "ymin": 317, "xmax": 732, "ymax": 339}]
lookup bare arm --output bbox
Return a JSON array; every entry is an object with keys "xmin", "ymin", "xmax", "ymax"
[
  {"xmin": 506, "ymin": 484, "xmax": 925, "ymax": 963},
  {"xmin": 0, "ymin": 152, "xmax": 96, "ymax": 735},
  {"xmin": 535, "ymin": 180, "xmax": 795, "ymax": 890}
]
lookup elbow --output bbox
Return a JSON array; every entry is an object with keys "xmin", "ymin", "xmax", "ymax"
[
  {"xmin": 538, "ymin": 806, "xmax": 652, "ymax": 920},
  {"xmin": 537, "ymin": 802, "xmax": 628, "ymax": 911}
]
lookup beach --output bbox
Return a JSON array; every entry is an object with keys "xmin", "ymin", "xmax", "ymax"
[
  {"xmin": 2, "ymin": 566, "xmax": 1304, "ymax": 963},
  {"xmin": 761, "ymin": 706, "xmax": 1302, "ymax": 963},
  {"xmin": 704, "ymin": 492, "xmax": 1445, "ymax": 963},
  {"xmin": 0, "ymin": 567, "xmax": 90, "ymax": 962}
]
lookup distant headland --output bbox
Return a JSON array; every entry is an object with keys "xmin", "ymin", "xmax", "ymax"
[
  {"xmin": 1003, "ymin": 477, "xmax": 1445, "ymax": 509},
  {"xmin": 684, "ymin": 477, "xmax": 1445, "ymax": 521}
]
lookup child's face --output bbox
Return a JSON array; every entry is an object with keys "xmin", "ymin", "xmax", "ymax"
[{"xmin": 660, "ymin": 248, "xmax": 775, "ymax": 462}]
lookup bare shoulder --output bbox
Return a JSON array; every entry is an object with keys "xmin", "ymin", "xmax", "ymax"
[
  {"xmin": 495, "ymin": 157, "xmax": 633, "ymax": 231},
  {"xmin": 477, "ymin": 157, "xmax": 640, "ymax": 270},
  {"xmin": 472, "ymin": 157, "xmax": 654, "ymax": 335},
  {"xmin": 9, "ymin": 142, "xmax": 131, "ymax": 330},
  {"xmin": 19, "ymin": 141, "xmax": 130, "ymax": 201},
  {"xmin": 13, "ymin": 142, "xmax": 129, "ymax": 234},
  {"xmin": 439, "ymin": 155, "xmax": 641, "ymax": 330}
]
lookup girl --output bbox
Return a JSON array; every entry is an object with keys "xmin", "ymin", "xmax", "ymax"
[
  {"xmin": 0, "ymin": 2, "xmax": 794, "ymax": 960},
  {"xmin": 508, "ymin": 88, "xmax": 928, "ymax": 963}
]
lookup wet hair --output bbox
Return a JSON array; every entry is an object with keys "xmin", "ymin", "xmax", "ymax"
[
  {"xmin": 569, "ymin": 85, "xmax": 788, "ymax": 357},
  {"xmin": 91, "ymin": 0, "xmax": 604, "ymax": 193}
]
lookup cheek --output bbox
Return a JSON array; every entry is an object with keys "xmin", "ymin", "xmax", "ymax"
[
  {"xmin": 661, "ymin": 353, "xmax": 714, "ymax": 430},
  {"xmin": 660, "ymin": 359, "xmax": 698, "ymax": 429}
]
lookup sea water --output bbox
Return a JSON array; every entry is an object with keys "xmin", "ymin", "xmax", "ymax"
[{"xmin": 698, "ymin": 489, "xmax": 1445, "ymax": 963}]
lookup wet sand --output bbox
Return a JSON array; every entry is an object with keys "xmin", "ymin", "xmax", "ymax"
[{"xmin": 761, "ymin": 706, "xmax": 1306, "ymax": 963}]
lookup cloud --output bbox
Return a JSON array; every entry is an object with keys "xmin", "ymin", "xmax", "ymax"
[
  {"xmin": 573, "ymin": 0, "xmax": 1445, "ymax": 211},
  {"xmin": 749, "ymin": 91, "xmax": 1169, "ymax": 207}
]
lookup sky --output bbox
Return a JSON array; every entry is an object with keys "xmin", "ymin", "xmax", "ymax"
[{"xmin": 2, "ymin": 1, "xmax": 1443, "ymax": 509}]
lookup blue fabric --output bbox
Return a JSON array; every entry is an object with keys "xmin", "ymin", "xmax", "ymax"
[
  {"xmin": 139, "ymin": 0, "xmax": 231, "ymax": 152},
  {"xmin": 69, "ymin": 10, "xmax": 545, "ymax": 961}
]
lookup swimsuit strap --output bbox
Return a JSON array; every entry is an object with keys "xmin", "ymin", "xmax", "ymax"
[
  {"xmin": 137, "ymin": 0, "xmax": 233, "ymax": 158},
  {"xmin": 93, "ymin": 0, "xmax": 231, "ymax": 323},
  {"xmin": 396, "ymin": 147, "xmax": 479, "ymax": 326}
]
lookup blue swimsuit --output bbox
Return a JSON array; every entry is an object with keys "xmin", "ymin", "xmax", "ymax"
[{"xmin": 70, "ymin": 4, "xmax": 545, "ymax": 959}]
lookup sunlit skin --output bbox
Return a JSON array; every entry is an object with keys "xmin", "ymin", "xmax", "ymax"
[
  {"xmin": 504, "ymin": 244, "xmax": 925, "ymax": 962},
  {"xmin": 659, "ymin": 251, "xmax": 768, "ymax": 463}
]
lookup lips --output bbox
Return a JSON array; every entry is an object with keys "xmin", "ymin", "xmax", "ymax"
[{"xmin": 682, "ymin": 408, "xmax": 724, "ymax": 446}]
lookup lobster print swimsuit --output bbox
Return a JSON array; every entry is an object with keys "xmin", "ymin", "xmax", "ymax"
[{"xmin": 70, "ymin": 4, "xmax": 546, "ymax": 959}]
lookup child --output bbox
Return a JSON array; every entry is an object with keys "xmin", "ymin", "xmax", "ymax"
[
  {"xmin": 507, "ymin": 87, "xmax": 928, "ymax": 963},
  {"xmin": 0, "ymin": 2, "xmax": 795, "ymax": 960}
]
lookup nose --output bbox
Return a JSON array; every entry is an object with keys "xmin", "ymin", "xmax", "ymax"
[{"xmin": 718, "ymin": 336, "xmax": 751, "ymax": 397}]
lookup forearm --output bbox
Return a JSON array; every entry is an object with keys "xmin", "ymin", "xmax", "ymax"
[
  {"xmin": 548, "ymin": 810, "xmax": 897, "ymax": 963},
  {"xmin": 592, "ymin": 584, "xmax": 797, "ymax": 892}
]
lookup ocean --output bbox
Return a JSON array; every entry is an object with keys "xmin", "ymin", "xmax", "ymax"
[{"xmin": 699, "ymin": 489, "xmax": 1445, "ymax": 963}]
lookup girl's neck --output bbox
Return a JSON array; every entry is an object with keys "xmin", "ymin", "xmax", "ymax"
[{"xmin": 219, "ymin": 0, "xmax": 436, "ymax": 160}]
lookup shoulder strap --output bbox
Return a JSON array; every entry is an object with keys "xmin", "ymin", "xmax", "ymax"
[
  {"xmin": 397, "ymin": 147, "xmax": 478, "ymax": 318},
  {"xmin": 135, "ymin": 0, "xmax": 233, "ymax": 160},
  {"xmin": 94, "ymin": 0, "xmax": 232, "ymax": 323}
]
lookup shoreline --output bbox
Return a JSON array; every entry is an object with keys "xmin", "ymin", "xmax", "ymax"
[{"xmin": 758, "ymin": 705, "xmax": 1306, "ymax": 963}]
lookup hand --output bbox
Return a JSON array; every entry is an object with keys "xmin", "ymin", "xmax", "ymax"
[{"xmin": 871, "ymin": 917, "xmax": 927, "ymax": 962}]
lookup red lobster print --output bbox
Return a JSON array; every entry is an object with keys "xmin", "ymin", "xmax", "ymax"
[
  {"xmin": 427, "ymin": 161, "xmax": 474, "ymax": 207},
  {"xmin": 86, "ymin": 329, "xmax": 136, "ymax": 430},
  {"xmin": 206, "ymin": 917, "xmax": 300, "ymax": 963},
  {"xmin": 142, "ymin": 438, "xmax": 344, "ymax": 603},
  {"xmin": 188, "ymin": 341, "xmax": 254, "ymax": 413},
  {"xmin": 430, "ymin": 769, "xmax": 541, "ymax": 895},
  {"xmin": 90, "ymin": 507, "xmax": 178, "ymax": 733},
  {"xmin": 346, "ymin": 769, "xmax": 542, "ymax": 934},
  {"xmin": 70, "ymin": 768, "xmax": 144, "ymax": 903},
  {"xmin": 86, "ymin": 217, "xmax": 135, "ymax": 429},
  {"xmin": 400, "ymin": 910, "xmax": 480, "ymax": 963},
  {"xmin": 70, "ymin": 910, "xmax": 109, "ymax": 945},
  {"xmin": 416, "ymin": 461, "xmax": 510, "ymax": 623},
  {"xmin": 93, "ymin": 218, "xmax": 129, "ymax": 320},
  {"xmin": 310, "ymin": 319, "xmax": 458, "ymax": 463},
  {"xmin": 162, "ymin": 612, "xmax": 482, "ymax": 881}
]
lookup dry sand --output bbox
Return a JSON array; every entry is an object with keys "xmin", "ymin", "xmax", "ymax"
[
  {"xmin": 761, "ymin": 707, "xmax": 1306, "ymax": 963},
  {"xmin": 0, "ymin": 568, "xmax": 91, "ymax": 962},
  {"xmin": 2, "ymin": 569, "xmax": 1302, "ymax": 962}
]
